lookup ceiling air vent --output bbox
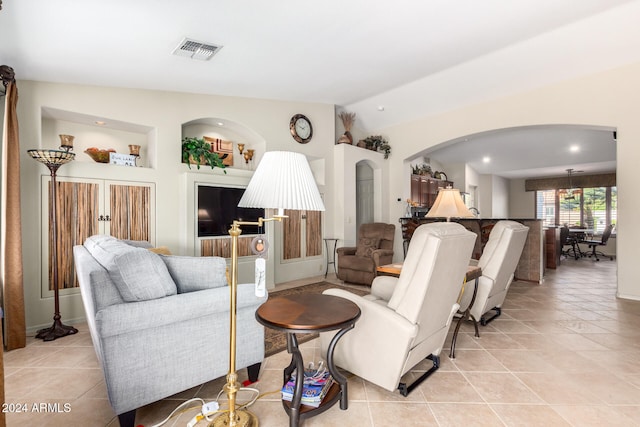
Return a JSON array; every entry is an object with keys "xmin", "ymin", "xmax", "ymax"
[{"xmin": 172, "ymin": 38, "xmax": 222, "ymax": 61}]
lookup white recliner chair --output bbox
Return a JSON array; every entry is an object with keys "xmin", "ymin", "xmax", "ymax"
[
  {"xmin": 459, "ymin": 220, "xmax": 529, "ymax": 331},
  {"xmin": 320, "ymin": 222, "xmax": 476, "ymax": 395}
]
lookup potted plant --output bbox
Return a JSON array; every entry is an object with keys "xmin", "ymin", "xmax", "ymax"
[
  {"xmin": 412, "ymin": 163, "xmax": 433, "ymax": 176},
  {"xmin": 362, "ymin": 135, "xmax": 391, "ymax": 159},
  {"xmin": 182, "ymin": 137, "xmax": 227, "ymax": 172}
]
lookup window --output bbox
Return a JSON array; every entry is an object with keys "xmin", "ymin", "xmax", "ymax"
[
  {"xmin": 536, "ymin": 190, "xmax": 556, "ymax": 227},
  {"xmin": 536, "ymin": 186, "xmax": 617, "ymax": 234}
]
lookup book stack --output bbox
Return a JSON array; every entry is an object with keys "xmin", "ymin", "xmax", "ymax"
[{"xmin": 281, "ymin": 369, "xmax": 334, "ymax": 408}]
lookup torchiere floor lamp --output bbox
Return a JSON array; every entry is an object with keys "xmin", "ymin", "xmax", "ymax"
[
  {"xmin": 27, "ymin": 146, "xmax": 79, "ymax": 341},
  {"xmin": 211, "ymin": 151, "xmax": 325, "ymax": 427}
]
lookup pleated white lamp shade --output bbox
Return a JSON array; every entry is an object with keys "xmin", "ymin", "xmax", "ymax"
[
  {"xmin": 238, "ymin": 151, "xmax": 325, "ymax": 213},
  {"xmin": 425, "ymin": 187, "xmax": 473, "ymax": 221}
]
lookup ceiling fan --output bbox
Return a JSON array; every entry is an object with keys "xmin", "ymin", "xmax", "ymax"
[{"xmin": 559, "ymin": 168, "xmax": 583, "ymax": 200}]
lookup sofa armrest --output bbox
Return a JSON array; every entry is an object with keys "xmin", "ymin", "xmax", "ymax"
[
  {"xmin": 320, "ymin": 288, "xmax": 418, "ymax": 389},
  {"xmin": 372, "ymin": 249, "xmax": 394, "ymax": 266},
  {"xmin": 370, "ymin": 276, "xmax": 397, "ymax": 302},
  {"xmin": 96, "ymin": 282, "xmax": 266, "ymax": 338},
  {"xmin": 337, "ymin": 246, "xmax": 357, "ymax": 256}
]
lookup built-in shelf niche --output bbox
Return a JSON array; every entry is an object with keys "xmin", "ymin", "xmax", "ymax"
[
  {"xmin": 41, "ymin": 107, "xmax": 155, "ymax": 169},
  {"xmin": 181, "ymin": 117, "xmax": 266, "ymax": 171}
]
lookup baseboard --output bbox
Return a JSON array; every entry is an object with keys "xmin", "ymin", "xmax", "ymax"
[{"xmin": 616, "ymin": 292, "xmax": 640, "ymax": 301}]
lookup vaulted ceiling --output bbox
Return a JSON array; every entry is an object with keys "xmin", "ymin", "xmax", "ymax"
[{"xmin": 2, "ymin": 0, "xmax": 638, "ymax": 177}]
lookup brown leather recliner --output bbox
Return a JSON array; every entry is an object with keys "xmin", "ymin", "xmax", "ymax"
[{"xmin": 337, "ymin": 222, "xmax": 395, "ymax": 286}]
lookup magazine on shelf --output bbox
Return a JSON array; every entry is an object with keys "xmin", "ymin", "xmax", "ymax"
[{"xmin": 281, "ymin": 369, "xmax": 334, "ymax": 408}]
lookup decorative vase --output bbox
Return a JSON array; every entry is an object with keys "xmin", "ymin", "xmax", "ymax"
[
  {"xmin": 337, "ymin": 111, "xmax": 356, "ymax": 144},
  {"xmin": 337, "ymin": 134, "xmax": 351, "ymax": 144},
  {"xmin": 59, "ymin": 134, "xmax": 74, "ymax": 151},
  {"xmin": 344, "ymin": 131, "xmax": 353, "ymax": 144}
]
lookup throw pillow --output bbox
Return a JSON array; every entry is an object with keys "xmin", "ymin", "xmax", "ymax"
[
  {"xmin": 160, "ymin": 255, "xmax": 228, "ymax": 293},
  {"xmin": 147, "ymin": 246, "xmax": 172, "ymax": 255},
  {"xmin": 355, "ymin": 237, "xmax": 380, "ymax": 258},
  {"xmin": 84, "ymin": 235, "xmax": 177, "ymax": 302}
]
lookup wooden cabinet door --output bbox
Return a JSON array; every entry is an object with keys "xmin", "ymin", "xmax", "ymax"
[
  {"xmin": 43, "ymin": 177, "xmax": 101, "ymax": 291},
  {"xmin": 282, "ymin": 209, "xmax": 322, "ymax": 261},
  {"xmin": 419, "ymin": 176, "xmax": 430, "ymax": 207},
  {"xmin": 105, "ymin": 181, "xmax": 155, "ymax": 244},
  {"xmin": 410, "ymin": 175, "xmax": 422, "ymax": 206},
  {"xmin": 41, "ymin": 177, "xmax": 155, "ymax": 294}
]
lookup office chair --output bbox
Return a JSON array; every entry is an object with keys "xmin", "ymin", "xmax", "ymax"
[{"xmin": 583, "ymin": 224, "xmax": 614, "ymax": 261}]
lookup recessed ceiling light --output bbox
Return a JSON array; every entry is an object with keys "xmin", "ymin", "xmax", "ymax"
[
  {"xmin": 570, "ymin": 145, "xmax": 579, "ymax": 152},
  {"xmin": 377, "ymin": 106, "xmax": 385, "ymax": 111},
  {"xmin": 483, "ymin": 156, "xmax": 491, "ymax": 163},
  {"xmin": 217, "ymin": 122, "xmax": 224, "ymax": 126},
  {"xmin": 95, "ymin": 121, "xmax": 106, "ymax": 126}
]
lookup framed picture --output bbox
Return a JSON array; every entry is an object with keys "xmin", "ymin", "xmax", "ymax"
[{"xmin": 204, "ymin": 136, "xmax": 233, "ymax": 166}]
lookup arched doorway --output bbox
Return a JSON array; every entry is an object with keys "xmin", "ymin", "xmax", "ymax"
[{"xmin": 356, "ymin": 161, "xmax": 374, "ymax": 238}]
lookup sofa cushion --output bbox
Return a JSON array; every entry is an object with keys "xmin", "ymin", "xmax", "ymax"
[
  {"xmin": 355, "ymin": 237, "xmax": 380, "ymax": 258},
  {"xmin": 84, "ymin": 235, "xmax": 177, "ymax": 302},
  {"xmin": 160, "ymin": 255, "xmax": 228, "ymax": 293}
]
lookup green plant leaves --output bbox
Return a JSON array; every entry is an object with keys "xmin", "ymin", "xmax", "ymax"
[{"xmin": 181, "ymin": 137, "xmax": 227, "ymax": 173}]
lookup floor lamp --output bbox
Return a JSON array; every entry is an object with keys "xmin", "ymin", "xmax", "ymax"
[
  {"xmin": 211, "ymin": 151, "xmax": 325, "ymax": 427},
  {"xmin": 27, "ymin": 147, "xmax": 79, "ymax": 341},
  {"xmin": 425, "ymin": 187, "xmax": 474, "ymax": 221}
]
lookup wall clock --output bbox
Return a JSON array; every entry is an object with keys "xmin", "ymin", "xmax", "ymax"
[{"xmin": 289, "ymin": 114, "xmax": 313, "ymax": 144}]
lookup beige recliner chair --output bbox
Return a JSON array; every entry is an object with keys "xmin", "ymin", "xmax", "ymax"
[
  {"xmin": 336, "ymin": 222, "xmax": 395, "ymax": 286},
  {"xmin": 459, "ymin": 220, "xmax": 529, "ymax": 332},
  {"xmin": 321, "ymin": 222, "xmax": 476, "ymax": 395}
]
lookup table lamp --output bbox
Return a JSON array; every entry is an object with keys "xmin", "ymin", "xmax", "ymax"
[
  {"xmin": 27, "ymin": 147, "xmax": 79, "ymax": 341},
  {"xmin": 425, "ymin": 187, "xmax": 474, "ymax": 222},
  {"xmin": 211, "ymin": 151, "xmax": 325, "ymax": 427}
]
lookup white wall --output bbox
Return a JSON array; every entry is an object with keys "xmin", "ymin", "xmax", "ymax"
[
  {"xmin": 333, "ymin": 143, "xmax": 389, "ymax": 248},
  {"xmin": 377, "ymin": 62, "xmax": 639, "ymax": 300},
  {"xmin": 509, "ymin": 178, "xmax": 536, "ymax": 218},
  {"xmin": 491, "ymin": 175, "xmax": 509, "ymax": 217},
  {"xmin": 17, "ymin": 80, "xmax": 336, "ymax": 331},
  {"xmin": 478, "ymin": 174, "xmax": 493, "ymax": 217}
]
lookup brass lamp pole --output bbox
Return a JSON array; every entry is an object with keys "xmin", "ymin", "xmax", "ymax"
[
  {"xmin": 27, "ymin": 148, "xmax": 79, "ymax": 341},
  {"xmin": 212, "ymin": 215, "xmax": 284, "ymax": 427},
  {"xmin": 210, "ymin": 151, "xmax": 325, "ymax": 427}
]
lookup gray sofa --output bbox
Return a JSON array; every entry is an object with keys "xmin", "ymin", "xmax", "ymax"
[{"xmin": 74, "ymin": 235, "xmax": 267, "ymax": 427}]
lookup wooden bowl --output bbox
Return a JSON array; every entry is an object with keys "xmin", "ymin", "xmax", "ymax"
[{"xmin": 84, "ymin": 148, "xmax": 115, "ymax": 163}]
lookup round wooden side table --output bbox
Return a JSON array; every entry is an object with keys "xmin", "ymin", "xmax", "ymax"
[{"xmin": 256, "ymin": 293, "xmax": 360, "ymax": 427}]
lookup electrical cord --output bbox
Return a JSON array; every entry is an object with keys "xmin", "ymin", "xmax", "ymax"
[
  {"xmin": 151, "ymin": 360, "xmax": 333, "ymax": 426},
  {"xmin": 148, "ymin": 398, "xmax": 206, "ymax": 427}
]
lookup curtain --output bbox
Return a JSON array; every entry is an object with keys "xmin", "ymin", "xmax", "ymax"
[{"xmin": 1, "ymin": 71, "xmax": 26, "ymax": 350}]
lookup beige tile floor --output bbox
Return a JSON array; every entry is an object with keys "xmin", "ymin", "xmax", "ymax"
[{"xmin": 5, "ymin": 258, "xmax": 640, "ymax": 426}]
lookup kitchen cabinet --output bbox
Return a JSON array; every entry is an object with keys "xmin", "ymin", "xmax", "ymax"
[{"xmin": 410, "ymin": 174, "xmax": 453, "ymax": 208}]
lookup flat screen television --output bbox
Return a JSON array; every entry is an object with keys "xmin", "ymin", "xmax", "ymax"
[{"xmin": 197, "ymin": 185, "xmax": 264, "ymax": 237}]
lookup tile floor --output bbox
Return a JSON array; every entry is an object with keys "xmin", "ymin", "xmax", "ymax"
[{"xmin": 5, "ymin": 258, "xmax": 640, "ymax": 426}]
